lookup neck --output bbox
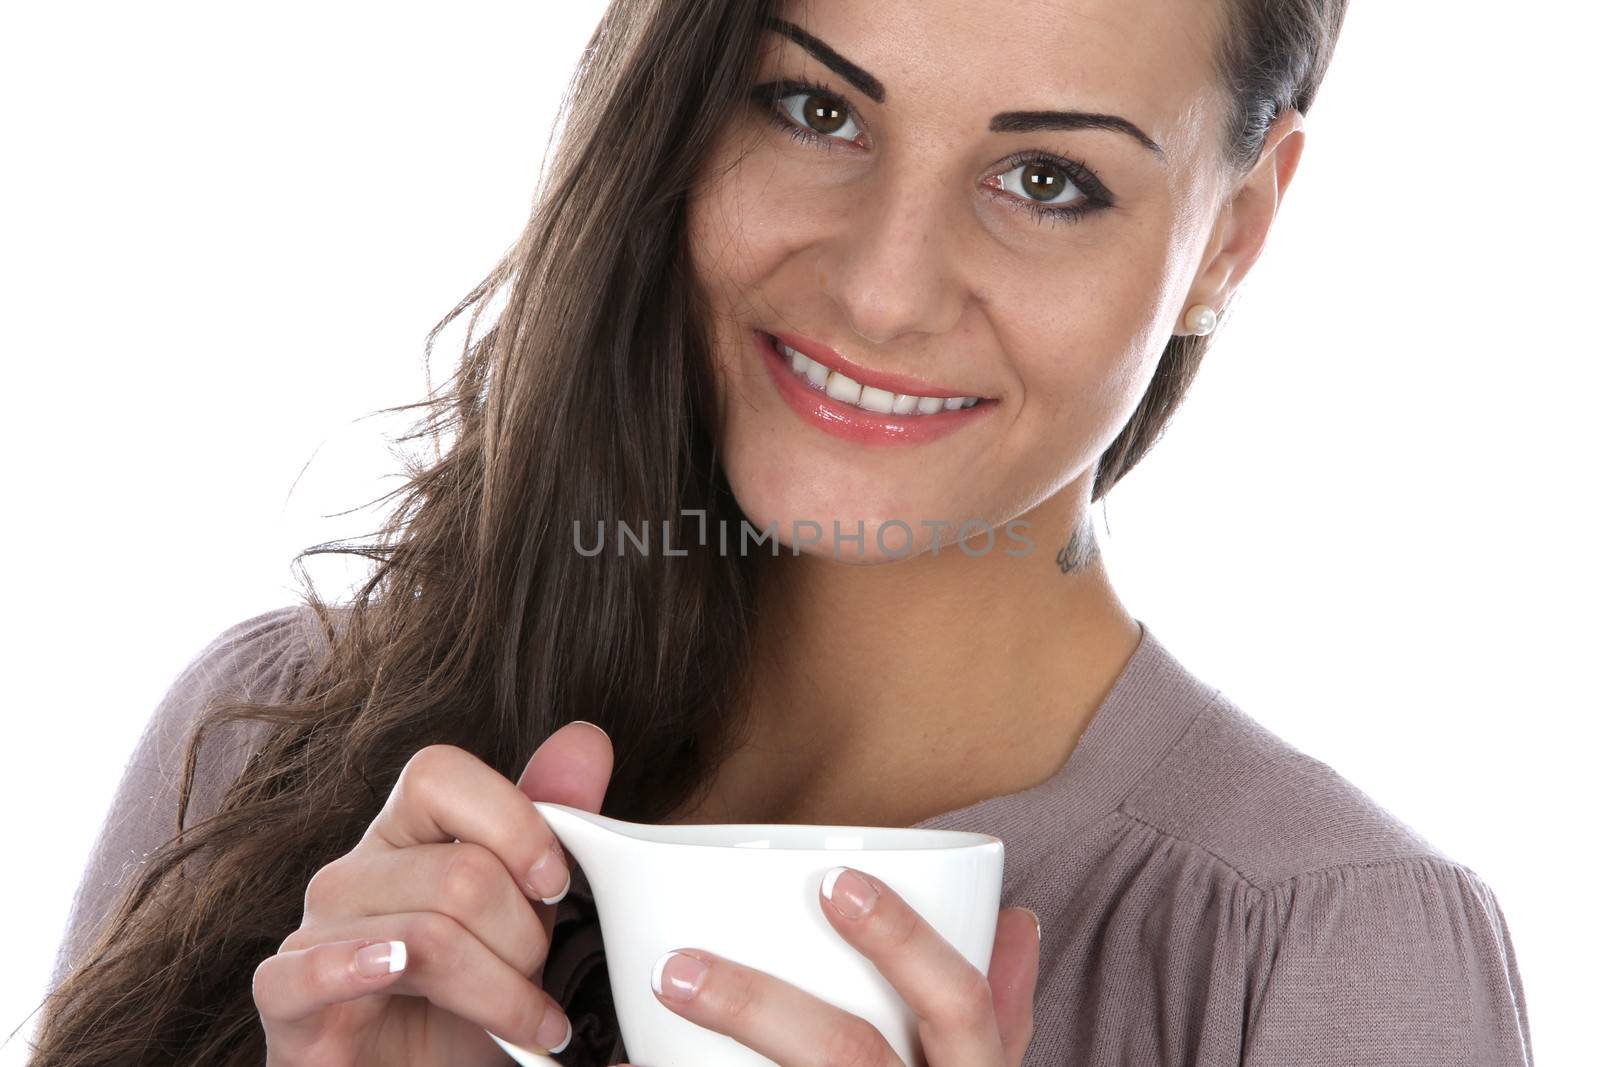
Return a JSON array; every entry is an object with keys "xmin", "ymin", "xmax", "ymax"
[{"xmin": 673, "ymin": 490, "xmax": 1142, "ymax": 827}]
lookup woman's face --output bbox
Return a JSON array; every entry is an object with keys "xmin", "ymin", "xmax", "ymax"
[{"xmin": 687, "ymin": 0, "xmax": 1244, "ymax": 563}]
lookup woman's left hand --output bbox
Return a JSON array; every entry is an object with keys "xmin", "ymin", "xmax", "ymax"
[{"xmin": 621, "ymin": 866, "xmax": 1042, "ymax": 1066}]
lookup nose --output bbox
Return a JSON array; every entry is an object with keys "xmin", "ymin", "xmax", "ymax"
[{"xmin": 814, "ymin": 161, "xmax": 968, "ymax": 347}]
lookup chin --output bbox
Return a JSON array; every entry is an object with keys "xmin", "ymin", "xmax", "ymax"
[{"xmin": 724, "ymin": 472, "xmax": 975, "ymax": 564}]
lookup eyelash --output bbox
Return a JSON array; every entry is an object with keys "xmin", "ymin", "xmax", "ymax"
[{"xmin": 748, "ymin": 77, "xmax": 1115, "ymax": 227}]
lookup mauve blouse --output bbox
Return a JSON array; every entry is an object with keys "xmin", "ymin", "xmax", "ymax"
[{"xmin": 50, "ymin": 605, "xmax": 1535, "ymax": 1065}]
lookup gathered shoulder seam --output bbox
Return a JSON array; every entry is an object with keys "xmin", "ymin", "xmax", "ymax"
[{"xmin": 1111, "ymin": 808, "xmax": 1461, "ymax": 896}]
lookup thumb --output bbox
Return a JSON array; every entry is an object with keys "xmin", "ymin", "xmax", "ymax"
[
  {"xmin": 517, "ymin": 720, "xmax": 613, "ymax": 814},
  {"xmin": 988, "ymin": 907, "xmax": 1042, "ymax": 1065}
]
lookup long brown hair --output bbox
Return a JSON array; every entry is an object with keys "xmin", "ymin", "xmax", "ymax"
[{"xmin": 28, "ymin": 0, "xmax": 1348, "ymax": 1062}]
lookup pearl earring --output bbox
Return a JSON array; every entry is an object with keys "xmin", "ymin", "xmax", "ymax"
[{"xmin": 1184, "ymin": 303, "xmax": 1218, "ymax": 336}]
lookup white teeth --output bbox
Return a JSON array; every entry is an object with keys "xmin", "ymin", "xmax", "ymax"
[
  {"xmin": 777, "ymin": 341, "xmax": 982, "ymax": 415},
  {"xmin": 824, "ymin": 371, "xmax": 862, "ymax": 405},
  {"xmin": 858, "ymin": 385, "xmax": 896, "ymax": 413}
]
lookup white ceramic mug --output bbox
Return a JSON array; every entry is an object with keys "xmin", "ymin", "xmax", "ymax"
[{"xmin": 486, "ymin": 802, "xmax": 1004, "ymax": 1067}]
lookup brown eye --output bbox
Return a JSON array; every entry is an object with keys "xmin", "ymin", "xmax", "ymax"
[
  {"xmin": 800, "ymin": 92, "xmax": 848, "ymax": 135},
  {"xmin": 775, "ymin": 88, "xmax": 862, "ymax": 143},
  {"xmin": 996, "ymin": 159, "xmax": 1084, "ymax": 208},
  {"xmin": 1019, "ymin": 162, "xmax": 1068, "ymax": 201}
]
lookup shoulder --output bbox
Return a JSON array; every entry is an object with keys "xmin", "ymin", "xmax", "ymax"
[
  {"xmin": 139, "ymin": 602, "xmax": 338, "ymax": 825},
  {"xmin": 1119, "ymin": 689, "xmax": 1444, "ymax": 890},
  {"xmin": 50, "ymin": 603, "xmax": 336, "ymax": 988},
  {"xmin": 1100, "ymin": 691, "xmax": 1534, "ymax": 1063},
  {"xmin": 170, "ymin": 602, "xmax": 332, "ymax": 705}
]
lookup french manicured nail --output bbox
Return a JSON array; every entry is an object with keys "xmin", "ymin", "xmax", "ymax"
[
  {"xmin": 535, "ymin": 1005, "xmax": 573, "ymax": 1053},
  {"xmin": 526, "ymin": 842, "xmax": 569, "ymax": 905},
  {"xmin": 822, "ymin": 866, "xmax": 878, "ymax": 919},
  {"xmin": 651, "ymin": 951, "xmax": 709, "ymax": 1002},
  {"xmin": 354, "ymin": 939, "xmax": 406, "ymax": 978}
]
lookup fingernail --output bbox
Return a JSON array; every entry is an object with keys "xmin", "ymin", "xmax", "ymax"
[
  {"xmin": 651, "ymin": 951, "xmax": 708, "ymax": 1002},
  {"xmin": 568, "ymin": 720, "xmax": 610, "ymax": 740},
  {"xmin": 354, "ymin": 939, "xmax": 406, "ymax": 978},
  {"xmin": 526, "ymin": 843, "xmax": 570, "ymax": 905},
  {"xmin": 822, "ymin": 867, "xmax": 878, "ymax": 919},
  {"xmin": 535, "ymin": 1005, "xmax": 573, "ymax": 1053},
  {"xmin": 1022, "ymin": 907, "xmax": 1042, "ymax": 942}
]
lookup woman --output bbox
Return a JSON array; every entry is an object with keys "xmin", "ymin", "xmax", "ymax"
[{"xmin": 33, "ymin": 0, "xmax": 1534, "ymax": 1065}]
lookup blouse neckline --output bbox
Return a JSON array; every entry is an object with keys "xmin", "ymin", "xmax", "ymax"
[
  {"xmin": 908, "ymin": 619, "xmax": 1222, "ymax": 878},
  {"xmin": 560, "ymin": 618, "xmax": 1220, "ymax": 901}
]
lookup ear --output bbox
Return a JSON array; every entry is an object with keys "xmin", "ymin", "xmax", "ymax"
[{"xmin": 1175, "ymin": 106, "xmax": 1308, "ymax": 334}]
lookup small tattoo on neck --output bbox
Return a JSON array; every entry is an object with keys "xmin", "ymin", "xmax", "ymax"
[{"xmin": 1055, "ymin": 521, "xmax": 1100, "ymax": 574}]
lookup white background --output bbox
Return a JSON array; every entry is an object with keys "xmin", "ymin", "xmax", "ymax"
[{"xmin": 3, "ymin": 2, "xmax": 1593, "ymax": 1063}]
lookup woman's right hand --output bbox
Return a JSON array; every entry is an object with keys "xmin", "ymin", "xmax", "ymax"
[{"xmin": 252, "ymin": 721, "xmax": 615, "ymax": 1065}]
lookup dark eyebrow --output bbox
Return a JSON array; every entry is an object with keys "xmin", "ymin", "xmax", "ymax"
[
  {"xmin": 991, "ymin": 111, "xmax": 1166, "ymax": 163},
  {"xmin": 761, "ymin": 16, "xmax": 1166, "ymax": 164},
  {"xmin": 763, "ymin": 16, "xmax": 885, "ymax": 104}
]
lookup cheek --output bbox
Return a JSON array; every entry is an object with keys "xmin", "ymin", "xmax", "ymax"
[
  {"xmin": 686, "ymin": 148, "xmax": 808, "ymax": 314},
  {"xmin": 685, "ymin": 177, "xmax": 752, "ymax": 419},
  {"xmin": 686, "ymin": 152, "xmax": 830, "ymax": 418},
  {"xmin": 994, "ymin": 234, "xmax": 1177, "ymax": 432}
]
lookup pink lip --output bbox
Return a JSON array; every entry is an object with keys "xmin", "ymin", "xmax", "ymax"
[
  {"xmin": 766, "ymin": 329, "xmax": 986, "ymax": 400},
  {"xmin": 754, "ymin": 329, "xmax": 996, "ymax": 446}
]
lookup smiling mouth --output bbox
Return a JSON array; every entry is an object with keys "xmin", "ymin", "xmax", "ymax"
[{"xmin": 764, "ymin": 334, "xmax": 989, "ymax": 416}]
